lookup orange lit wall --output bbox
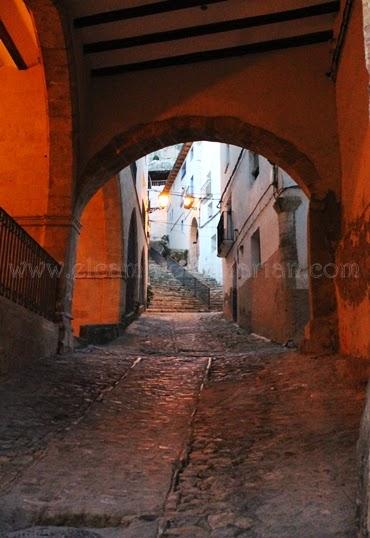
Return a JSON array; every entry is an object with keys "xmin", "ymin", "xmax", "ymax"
[
  {"xmin": 72, "ymin": 177, "xmax": 124, "ymax": 335},
  {"xmin": 335, "ymin": 0, "xmax": 370, "ymax": 358},
  {"xmin": 0, "ymin": 64, "xmax": 49, "ymax": 227},
  {"xmin": 0, "ymin": 0, "xmax": 49, "ymax": 245}
]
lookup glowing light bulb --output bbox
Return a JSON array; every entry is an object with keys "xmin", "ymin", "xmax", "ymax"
[
  {"xmin": 158, "ymin": 193, "xmax": 169, "ymax": 209},
  {"xmin": 184, "ymin": 195, "xmax": 195, "ymax": 209}
]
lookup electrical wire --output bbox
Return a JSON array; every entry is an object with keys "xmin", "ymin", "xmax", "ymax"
[
  {"xmin": 149, "ymin": 219, "xmax": 218, "ymax": 230},
  {"xmin": 149, "ymin": 187, "xmax": 221, "ymax": 202}
]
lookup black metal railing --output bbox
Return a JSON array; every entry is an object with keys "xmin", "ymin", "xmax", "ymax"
[
  {"xmin": 217, "ymin": 213, "xmax": 225, "ymax": 255},
  {"xmin": 0, "ymin": 207, "xmax": 60, "ymax": 321},
  {"xmin": 166, "ymin": 256, "xmax": 210, "ymax": 308}
]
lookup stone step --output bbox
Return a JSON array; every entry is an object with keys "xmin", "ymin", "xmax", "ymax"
[{"xmin": 148, "ymin": 257, "xmax": 209, "ymax": 313}]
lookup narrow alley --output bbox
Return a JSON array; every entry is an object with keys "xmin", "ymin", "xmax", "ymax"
[{"xmin": 0, "ymin": 312, "xmax": 365, "ymax": 538}]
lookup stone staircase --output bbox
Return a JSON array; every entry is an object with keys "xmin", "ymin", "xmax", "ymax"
[
  {"xmin": 148, "ymin": 259, "xmax": 209, "ymax": 313},
  {"xmin": 187, "ymin": 270, "xmax": 224, "ymax": 311}
]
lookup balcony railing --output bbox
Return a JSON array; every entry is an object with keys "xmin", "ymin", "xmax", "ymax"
[
  {"xmin": 217, "ymin": 211, "xmax": 234, "ymax": 257},
  {"xmin": 0, "ymin": 207, "xmax": 60, "ymax": 321}
]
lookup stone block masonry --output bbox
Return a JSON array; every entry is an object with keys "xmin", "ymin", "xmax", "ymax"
[{"xmin": 0, "ymin": 295, "xmax": 58, "ymax": 375}]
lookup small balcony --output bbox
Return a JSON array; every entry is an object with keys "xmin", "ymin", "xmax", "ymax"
[{"xmin": 217, "ymin": 211, "xmax": 234, "ymax": 257}]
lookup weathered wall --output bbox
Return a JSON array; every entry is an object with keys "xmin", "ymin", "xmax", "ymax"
[
  {"xmin": 221, "ymin": 151, "xmax": 309, "ymax": 343},
  {"xmin": 237, "ymin": 250, "xmax": 309, "ymax": 343},
  {"xmin": 335, "ymin": 0, "xmax": 370, "ymax": 359},
  {"xmin": 0, "ymin": 295, "xmax": 58, "ymax": 375},
  {"xmin": 72, "ymin": 177, "xmax": 123, "ymax": 335}
]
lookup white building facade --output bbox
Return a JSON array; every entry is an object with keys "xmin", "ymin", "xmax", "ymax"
[
  {"xmin": 166, "ymin": 142, "xmax": 223, "ymax": 284},
  {"xmin": 147, "ymin": 145, "xmax": 182, "ymax": 241},
  {"xmin": 218, "ymin": 145, "xmax": 309, "ymax": 343}
]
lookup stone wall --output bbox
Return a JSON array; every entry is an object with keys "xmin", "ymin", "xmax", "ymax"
[{"xmin": 0, "ymin": 295, "xmax": 58, "ymax": 375}]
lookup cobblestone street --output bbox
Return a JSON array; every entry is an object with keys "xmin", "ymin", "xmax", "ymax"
[{"xmin": 0, "ymin": 313, "xmax": 366, "ymax": 537}]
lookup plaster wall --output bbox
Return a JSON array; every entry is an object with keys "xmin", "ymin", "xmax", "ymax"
[
  {"xmin": 72, "ymin": 177, "xmax": 123, "ymax": 335},
  {"xmin": 221, "ymin": 151, "xmax": 309, "ymax": 342},
  {"xmin": 79, "ymin": 43, "xmax": 340, "ymax": 205},
  {"xmin": 335, "ymin": 0, "xmax": 370, "ymax": 359}
]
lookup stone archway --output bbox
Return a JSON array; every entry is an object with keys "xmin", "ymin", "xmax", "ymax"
[
  {"xmin": 0, "ymin": 0, "xmax": 76, "ymax": 351},
  {"xmin": 76, "ymin": 116, "xmax": 321, "ymax": 211},
  {"xmin": 71, "ymin": 115, "xmax": 341, "ymax": 354},
  {"xmin": 20, "ymin": 0, "xmax": 76, "ymax": 261}
]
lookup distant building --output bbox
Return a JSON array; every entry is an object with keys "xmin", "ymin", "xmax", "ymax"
[
  {"xmin": 164, "ymin": 142, "xmax": 223, "ymax": 284},
  {"xmin": 148, "ymin": 145, "xmax": 182, "ymax": 241}
]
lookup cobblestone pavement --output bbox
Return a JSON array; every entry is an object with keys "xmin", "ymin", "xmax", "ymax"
[{"xmin": 0, "ymin": 313, "xmax": 367, "ymax": 537}]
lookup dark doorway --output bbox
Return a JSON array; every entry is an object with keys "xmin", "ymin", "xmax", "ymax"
[
  {"xmin": 125, "ymin": 211, "xmax": 138, "ymax": 315},
  {"xmin": 139, "ymin": 248, "xmax": 146, "ymax": 306},
  {"xmin": 232, "ymin": 262, "xmax": 238, "ymax": 322}
]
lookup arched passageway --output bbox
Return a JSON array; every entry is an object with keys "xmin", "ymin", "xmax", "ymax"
[
  {"xmin": 68, "ymin": 115, "xmax": 340, "ymax": 355},
  {"xmin": 0, "ymin": 0, "xmax": 367, "ymax": 359},
  {"xmin": 0, "ymin": 1, "xmax": 369, "ymax": 534},
  {"xmin": 139, "ymin": 248, "xmax": 147, "ymax": 307},
  {"xmin": 125, "ymin": 210, "xmax": 139, "ymax": 316},
  {"xmin": 0, "ymin": 0, "xmax": 75, "ymax": 261}
]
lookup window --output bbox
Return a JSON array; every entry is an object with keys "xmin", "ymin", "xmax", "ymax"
[
  {"xmin": 250, "ymin": 152, "xmax": 260, "ymax": 181},
  {"xmin": 190, "ymin": 146, "xmax": 194, "ymax": 160},
  {"xmin": 207, "ymin": 202, "xmax": 213, "ymax": 218},
  {"xmin": 190, "ymin": 175, "xmax": 194, "ymax": 195},
  {"xmin": 181, "ymin": 161, "xmax": 187, "ymax": 180},
  {"xmin": 181, "ymin": 220, "xmax": 184, "ymax": 232},
  {"xmin": 211, "ymin": 234, "xmax": 217, "ymax": 252},
  {"xmin": 201, "ymin": 172, "xmax": 212, "ymax": 202},
  {"xmin": 251, "ymin": 229, "xmax": 261, "ymax": 269}
]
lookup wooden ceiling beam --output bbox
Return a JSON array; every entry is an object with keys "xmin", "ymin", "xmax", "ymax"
[
  {"xmin": 91, "ymin": 30, "xmax": 333, "ymax": 77},
  {"xmin": 74, "ymin": 0, "xmax": 226, "ymax": 29},
  {"xmin": 0, "ymin": 20, "xmax": 27, "ymax": 70},
  {"xmin": 84, "ymin": 1, "xmax": 339, "ymax": 54}
]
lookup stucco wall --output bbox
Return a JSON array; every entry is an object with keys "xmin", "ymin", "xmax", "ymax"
[
  {"xmin": 80, "ymin": 43, "xmax": 340, "ymax": 205},
  {"xmin": 72, "ymin": 177, "xmax": 123, "ymax": 335},
  {"xmin": 0, "ymin": 295, "xmax": 58, "ymax": 375},
  {"xmin": 335, "ymin": 0, "xmax": 370, "ymax": 359},
  {"xmin": 221, "ymin": 151, "xmax": 309, "ymax": 343}
]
